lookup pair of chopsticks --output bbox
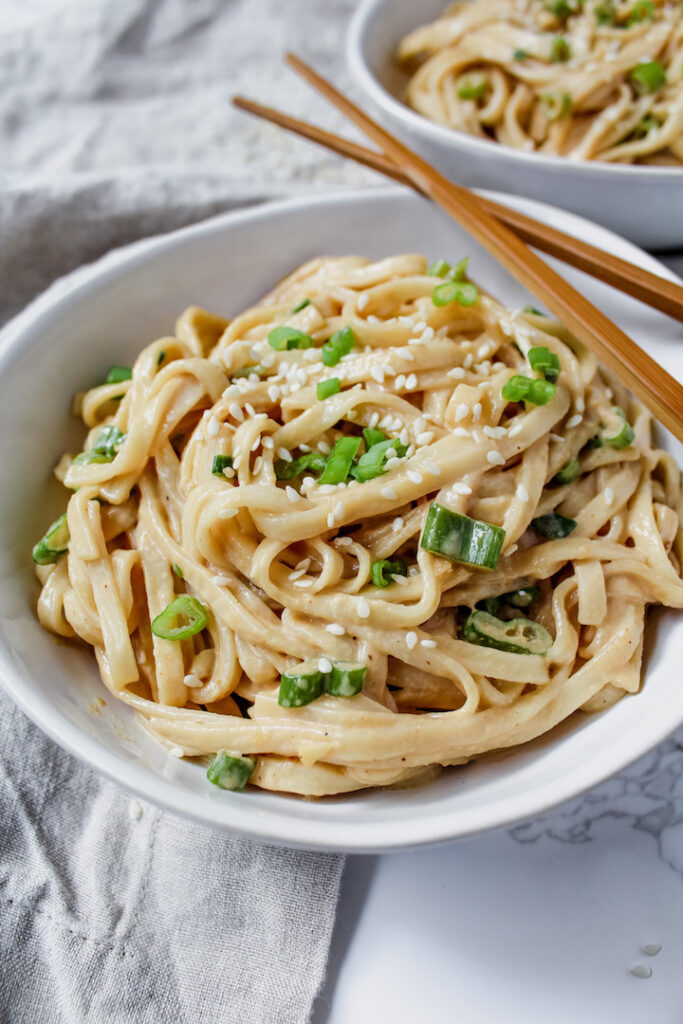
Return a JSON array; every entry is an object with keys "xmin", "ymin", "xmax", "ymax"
[{"xmin": 233, "ymin": 53, "xmax": 683, "ymax": 443}]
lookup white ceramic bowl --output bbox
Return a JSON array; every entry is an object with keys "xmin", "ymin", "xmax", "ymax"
[
  {"xmin": 347, "ymin": 0, "xmax": 683, "ymax": 250},
  {"xmin": 0, "ymin": 188, "xmax": 681, "ymax": 852}
]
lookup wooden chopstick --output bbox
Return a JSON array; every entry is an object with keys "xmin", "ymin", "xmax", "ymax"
[
  {"xmin": 281, "ymin": 53, "xmax": 683, "ymax": 443},
  {"xmin": 232, "ymin": 94, "xmax": 683, "ymax": 324}
]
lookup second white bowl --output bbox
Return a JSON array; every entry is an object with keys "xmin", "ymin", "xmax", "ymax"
[{"xmin": 346, "ymin": 0, "xmax": 683, "ymax": 250}]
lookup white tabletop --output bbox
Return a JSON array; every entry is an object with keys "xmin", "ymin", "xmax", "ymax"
[{"xmin": 314, "ymin": 257, "xmax": 683, "ymax": 1024}]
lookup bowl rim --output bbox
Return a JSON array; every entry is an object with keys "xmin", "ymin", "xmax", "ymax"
[
  {"xmin": 1, "ymin": 186, "xmax": 682, "ymax": 852},
  {"xmin": 346, "ymin": 0, "xmax": 683, "ymax": 182}
]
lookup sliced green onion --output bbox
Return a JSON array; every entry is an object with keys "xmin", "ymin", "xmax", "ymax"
[
  {"xmin": 324, "ymin": 662, "xmax": 366, "ymax": 697},
  {"xmin": 586, "ymin": 435, "xmax": 603, "ymax": 449},
  {"xmin": 172, "ymin": 563, "xmax": 184, "ymax": 578},
  {"xmin": 456, "ymin": 73, "xmax": 488, "ymax": 100},
  {"xmin": 630, "ymin": 60, "xmax": 666, "ymax": 94},
  {"xmin": 513, "ymin": 48, "xmax": 528, "ymax": 60},
  {"xmin": 351, "ymin": 437, "xmax": 408, "ymax": 482},
  {"xmin": 540, "ymin": 90, "xmax": 572, "ymax": 120},
  {"xmin": 317, "ymin": 378, "xmax": 341, "ymax": 400},
  {"xmin": 32, "ymin": 513, "xmax": 70, "ymax": 565},
  {"xmin": 73, "ymin": 425, "xmax": 126, "ymax": 464},
  {"xmin": 207, "ymin": 751, "xmax": 255, "ymax": 791},
  {"xmin": 105, "ymin": 365, "xmax": 132, "ymax": 384},
  {"xmin": 157, "ymin": 350, "xmax": 166, "ymax": 366},
  {"xmin": 531, "ymin": 512, "xmax": 577, "ymax": 538},
  {"xmin": 627, "ymin": 114, "xmax": 661, "ymax": 141},
  {"xmin": 268, "ymin": 326, "xmax": 314, "ymax": 351},
  {"xmin": 502, "ymin": 375, "xmax": 556, "ymax": 405},
  {"xmin": 524, "ymin": 305, "xmax": 543, "ymax": 315},
  {"xmin": 554, "ymin": 457, "xmax": 580, "ymax": 484},
  {"xmin": 151, "ymin": 596, "xmax": 208, "ymax": 640},
  {"xmin": 543, "ymin": 0, "xmax": 574, "ymax": 17},
  {"xmin": 463, "ymin": 609, "xmax": 552, "ymax": 655},
  {"xmin": 321, "ymin": 326, "xmax": 355, "ymax": 367},
  {"xmin": 318, "ymin": 436, "xmax": 362, "ymax": 486},
  {"xmin": 211, "ymin": 454, "xmax": 234, "ymax": 477},
  {"xmin": 371, "ymin": 558, "xmax": 408, "ymax": 588},
  {"xmin": 595, "ymin": 0, "xmax": 615, "ymax": 22},
  {"xmin": 432, "ymin": 281, "xmax": 478, "ymax": 307},
  {"xmin": 362, "ymin": 427, "xmax": 387, "ymax": 450},
  {"xmin": 275, "ymin": 451, "xmax": 327, "ymax": 481},
  {"xmin": 551, "ymin": 36, "xmax": 571, "ymax": 61},
  {"xmin": 291, "ymin": 298, "xmax": 311, "ymax": 313},
  {"xmin": 421, "ymin": 505, "xmax": 505, "ymax": 570},
  {"xmin": 528, "ymin": 346, "xmax": 561, "ymax": 383},
  {"xmin": 601, "ymin": 406, "xmax": 635, "ymax": 449},
  {"xmin": 627, "ymin": 0, "xmax": 654, "ymax": 23},
  {"xmin": 427, "ymin": 258, "xmax": 451, "ymax": 277},
  {"xmin": 504, "ymin": 584, "xmax": 540, "ymax": 608},
  {"xmin": 278, "ymin": 661, "xmax": 324, "ymax": 707},
  {"xmin": 448, "ymin": 256, "xmax": 469, "ymax": 282}
]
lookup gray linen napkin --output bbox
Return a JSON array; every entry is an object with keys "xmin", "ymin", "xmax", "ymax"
[{"xmin": 0, "ymin": 1, "xmax": 374, "ymax": 1020}]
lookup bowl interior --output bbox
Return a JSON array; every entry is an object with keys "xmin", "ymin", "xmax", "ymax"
[{"xmin": 0, "ymin": 188, "xmax": 681, "ymax": 851}]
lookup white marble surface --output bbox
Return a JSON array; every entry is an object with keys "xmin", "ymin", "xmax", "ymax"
[{"xmin": 314, "ymin": 251, "xmax": 683, "ymax": 1024}]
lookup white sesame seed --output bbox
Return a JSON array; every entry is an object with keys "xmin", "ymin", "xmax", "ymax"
[
  {"xmin": 391, "ymin": 573, "xmax": 408, "ymax": 586},
  {"xmin": 487, "ymin": 450, "xmax": 506, "ymax": 466},
  {"xmin": 357, "ymin": 293, "xmax": 369, "ymax": 311},
  {"xmin": 277, "ymin": 447, "xmax": 292, "ymax": 462},
  {"xmin": 369, "ymin": 411, "xmax": 380, "ymax": 428},
  {"xmin": 452, "ymin": 482, "xmax": 473, "ymax": 495},
  {"xmin": 295, "ymin": 558, "xmax": 311, "ymax": 571},
  {"xmin": 452, "ymin": 427, "xmax": 470, "ymax": 438},
  {"xmin": 252, "ymin": 456, "xmax": 263, "ymax": 474},
  {"xmin": 248, "ymin": 373, "xmax": 260, "ymax": 385},
  {"xmin": 576, "ymin": 396, "xmax": 585, "ymax": 413},
  {"xmin": 381, "ymin": 486, "xmax": 398, "ymax": 500},
  {"xmin": 229, "ymin": 403, "xmax": 244, "ymax": 422},
  {"xmin": 286, "ymin": 485, "xmax": 300, "ymax": 503},
  {"xmin": 251, "ymin": 435, "xmax": 261, "ymax": 451},
  {"xmin": 508, "ymin": 422, "xmax": 524, "ymax": 438},
  {"xmin": 414, "ymin": 417, "xmax": 427, "ymax": 434},
  {"xmin": 477, "ymin": 343, "xmax": 490, "ymax": 359},
  {"xmin": 463, "ymin": 353, "xmax": 473, "ymax": 369},
  {"xmin": 398, "ymin": 348, "xmax": 415, "ymax": 361},
  {"xmin": 483, "ymin": 425, "xmax": 505, "ymax": 439},
  {"xmin": 335, "ymin": 537, "xmax": 353, "ymax": 547},
  {"xmin": 472, "ymin": 402, "xmax": 482, "ymax": 421},
  {"xmin": 333, "ymin": 500, "xmax": 345, "ymax": 519},
  {"xmin": 507, "ymin": 543, "xmax": 518, "ymax": 555},
  {"xmin": 407, "ymin": 470, "xmax": 423, "ymax": 484},
  {"xmin": 385, "ymin": 457, "xmax": 402, "ymax": 470},
  {"xmin": 268, "ymin": 384, "xmax": 281, "ymax": 402},
  {"xmin": 395, "ymin": 374, "xmax": 406, "ymax": 390},
  {"xmin": 288, "ymin": 568, "xmax": 306, "ymax": 580},
  {"xmin": 326, "ymin": 622, "xmax": 346, "ymax": 635},
  {"xmin": 405, "ymin": 631, "xmax": 418, "ymax": 650},
  {"xmin": 399, "ymin": 428, "xmax": 410, "ymax": 447},
  {"xmin": 455, "ymin": 403, "xmax": 470, "ymax": 422},
  {"xmin": 184, "ymin": 671, "xmax": 200, "ymax": 686},
  {"xmin": 261, "ymin": 352, "xmax": 275, "ymax": 368},
  {"xmin": 417, "ymin": 431, "xmax": 434, "ymax": 445},
  {"xmin": 318, "ymin": 440, "xmax": 331, "ymax": 454},
  {"xmin": 381, "ymin": 363, "xmax": 394, "ymax": 377},
  {"xmin": 643, "ymin": 944, "xmax": 661, "ymax": 957},
  {"xmin": 223, "ymin": 384, "xmax": 240, "ymax": 399},
  {"xmin": 421, "ymin": 638, "xmax": 437, "ymax": 648},
  {"xmin": 414, "ymin": 321, "xmax": 427, "ymax": 332},
  {"xmin": 420, "ymin": 326, "xmax": 435, "ymax": 343},
  {"xmin": 630, "ymin": 965, "xmax": 652, "ymax": 979},
  {"xmin": 232, "ymin": 455, "xmax": 242, "ymax": 470},
  {"xmin": 567, "ymin": 414, "xmax": 583, "ymax": 429},
  {"xmin": 207, "ymin": 415, "xmax": 219, "ymax": 437},
  {"xmin": 379, "ymin": 414, "xmax": 393, "ymax": 429},
  {"xmin": 605, "ymin": 486, "xmax": 615, "ymax": 505},
  {"xmin": 326, "ymin": 513, "xmax": 335, "ymax": 528},
  {"xmin": 448, "ymin": 367, "xmax": 466, "ymax": 380},
  {"xmin": 424, "ymin": 460, "xmax": 441, "ymax": 476},
  {"xmin": 358, "ymin": 597, "xmax": 370, "ymax": 618},
  {"xmin": 294, "ymin": 579, "xmax": 313, "ymax": 588},
  {"xmin": 262, "ymin": 436, "xmax": 274, "ymax": 450},
  {"xmin": 370, "ymin": 366, "xmax": 385, "ymax": 384},
  {"xmin": 516, "ymin": 484, "xmax": 529, "ymax": 502},
  {"xmin": 392, "ymin": 516, "xmax": 404, "ymax": 531},
  {"xmin": 405, "ymin": 373, "xmax": 418, "ymax": 390},
  {"xmin": 169, "ymin": 746, "xmax": 184, "ymax": 758},
  {"xmin": 128, "ymin": 800, "xmax": 142, "ymax": 820},
  {"xmin": 408, "ymin": 337, "xmax": 423, "ymax": 346},
  {"xmin": 319, "ymin": 657, "xmax": 333, "ymax": 673},
  {"xmin": 318, "ymin": 484, "xmax": 337, "ymax": 495},
  {"xmin": 299, "ymin": 443, "xmax": 311, "ymax": 453}
]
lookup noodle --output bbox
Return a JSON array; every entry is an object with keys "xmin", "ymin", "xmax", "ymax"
[
  {"xmin": 397, "ymin": 0, "xmax": 683, "ymax": 164},
  {"xmin": 34, "ymin": 254, "xmax": 683, "ymax": 796}
]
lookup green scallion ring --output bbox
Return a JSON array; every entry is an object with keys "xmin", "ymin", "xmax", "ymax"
[
  {"xmin": 432, "ymin": 281, "xmax": 479, "ymax": 308},
  {"xmin": 268, "ymin": 326, "xmax": 314, "ymax": 351},
  {"xmin": 207, "ymin": 751, "xmax": 255, "ymax": 791},
  {"xmin": 32, "ymin": 513, "xmax": 70, "ymax": 565},
  {"xmin": 151, "ymin": 596, "xmax": 209, "ymax": 640}
]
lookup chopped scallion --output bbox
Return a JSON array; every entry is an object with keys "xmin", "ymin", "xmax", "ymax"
[
  {"xmin": 554, "ymin": 457, "xmax": 580, "ymax": 484},
  {"xmin": 362, "ymin": 427, "xmax": 387, "ymax": 450},
  {"xmin": 324, "ymin": 662, "xmax": 366, "ymax": 697},
  {"xmin": 317, "ymin": 378, "xmax": 341, "ymax": 400},
  {"xmin": 291, "ymin": 298, "xmax": 311, "ymax": 313},
  {"xmin": 318, "ymin": 436, "xmax": 362, "ymax": 486},
  {"xmin": 371, "ymin": 558, "xmax": 408, "ymax": 588},
  {"xmin": 456, "ymin": 73, "xmax": 488, "ymax": 100},
  {"xmin": 275, "ymin": 451, "xmax": 327, "ymax": 481},
  {"xmin": 550, "ymin": 36, "xmax": 571, "ymax": 62},
  {"xmin": 601, "ymin": 406, "xmax": 635, "ymax": 449},
  {"xmin": 207, "ymin": 751, "xmax": 255, "ymax": 791},
  {"xmin": 211, "ymin": 454, "xmax": 234, "ymax": 477},
  {"xmin": 351, "ymin": 437, "xmax": 408, "ymax": 482},
  {"xmin": 627, "ymin": 0, "xmax": 654, "ymax": 23},
  {"xmin": 531, "ymin": 512, "xmax": 577, "ymax": 538},
  {"xmin": 73, "ymin": 425, "xmax": 126, "ymax": 464},
  {"xmin": 629, "ymin": 60, "xmax": 666, "ymax": 94},
  {"xmin": 151, "ymin": 596, "xmax": 208, "ymax": 640},
  {"xmin": 432, "ymin": 281, "xmax": 478, "ymax": 307},
  {"xmin": 427, "ymin": 258, "xmax": 451, "ymax": 277},
  {"xmin": 463, "ymin": 609, "xmax": 552, "ymax": 655},
  {"xmin": 502, "ymin": 375, "xmax": 556, "ymax": 405},
  {"xmin": 32, "ymin": 513, "xmax": 70, "ymax": 565},
  {"xmin": 321, "ymin": 326, "xmax": 355, "ymax": 367},
  {"xmin": 421, "ymin": 505, "xmax": 505, "ymax": 570},
  {"xmin": 528, "ymin": 346, "xmax": 561, "ymax": 383},
  {"xmin": 105, "ymin": 365, "xmax": 132, "ymax": 384},
  {"xmin": 268, "ymin": 326, "xmax": 314, "ymax": 351},
  {"xmin": 540, "ymin": 90, "xmax": 572, "ymax": 120},
  {"xmin": 513, "ymin": 48, "xmax": 528, "ymax": 60},
  {"xmin": 278, "ymin": 661, "xmax": 324, "ymax": 707},
  {"xmin": 172, "ymin": 563, "xmax": 184, "ymax": 578}
]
